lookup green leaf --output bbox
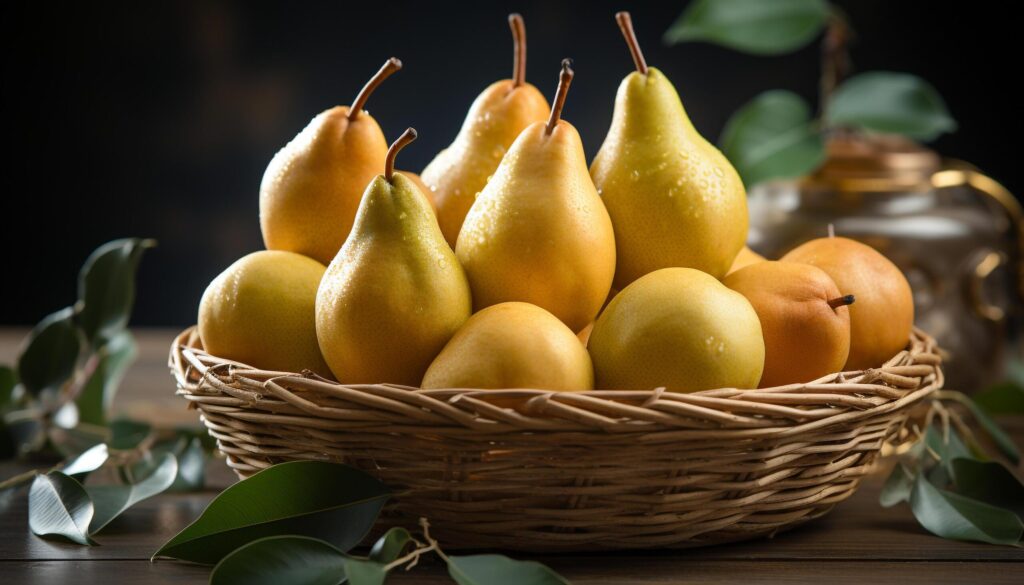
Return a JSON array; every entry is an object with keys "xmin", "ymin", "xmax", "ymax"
[
  {"xmin": 664, "ymin": 0, "xmax": 829, "ymax": 55},
  {"xmin": 154, "ymin": 461, "xmax": 390, "ymax": 565},
  {"xmin": 962, "ymin": 397, "xmax": 1021, "ymax": 465},
  {"xmin": 910, "ymin": 474, "xmax": 1023, "ymax": 545},
  {"xmin": 0, "ymin": 366, "xmax": 17, "ymax": 409},
  {"xmin": 87, "ymin": 452, "xmax": 177, "ymax": 533},
  {"xmin": 29, "ymin": 471, "xmax": 96, "ymax": 545},
  {"xmin": 62, "ymin": 443, "xmax": 109, "ymax": 479},
  {"xmin": 880, "ymin": 463, "xmax": 915, "ymax": 508},
  {"xmin": 974, "ymin": 381, "xmax": 1024, "ymax": 415},
  {"xmin": 131, "ymin": 436, "xmax": 206, "ymax": 491},
  {"xmin": 826, "ymin": 71, "xmax": 957, "ymax": 141},
  {"xmin": 76, "ymin": 238, "xmax": 155, "ymax": 346},
  {"xmin": 344, "ymin": 557, "xmax": 388, "ymax": 585},
  {"xmin": 719, "ymin": 90, "xmax": 825, "ymax": 187},
  {"xmin": 369, "ymin": 527, "xmax": 413, "ymax": 563},
  {"xmin": 210, "ymin": 535, "xmax": 347, "ymax": 585},
  {"xmin": 108, "ymin": 418, "xmax": 152, "ymax": 451},
  {"xmin": 448, "ymin": 554, "xmax": 570, "ymax": 585},
  {"xmin": 76, "ymin": 331, "xmax": 137, "ymax": 426},
  {"xmin": 951, "ymin": 458, "xmax": 1024, "ymax": 517},
  {"xmin": 17, "ymin": 308, "xmax": 82, "ymax": 398}
]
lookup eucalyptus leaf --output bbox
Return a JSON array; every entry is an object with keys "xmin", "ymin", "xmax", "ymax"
[
  {"xmin": 826, "ymin": 71, "xmax": 957, "ymax": 141},
  {"xmin": 28, "ymin": 471, "xmax": 96, "ymax": 545},
  {"xmin": 76, "ymin": 238, "xmax": 155, "ymax": 346},
  {"xmin": 973, "ymin": 381, "xmax": 1024, "ymax": 415},
  {"xmin": 154, "ymin": 461, "xmax": 390, "ymax": 565},
  {"xmin": 962, "ymin": 397, "xmax": 1021, "ymax": 464},
  {"xmin": 17, "ymin": 308, "xmax": 81, "ymax": 397},
  {"xmin": 0, "ymin": 365, "xmax": 17, "ymax": 408},
  {"xmin": 87, "ymin": 452, "xmax": 177, "ymax": 533},
  {"xmin": 664, "ymin": 0, "xmax": 829, "ymax": 55},
  {"xmin": 369, "ymin": 526, "xmax": 413, "ymax": 563},
  {"xmin": 76, "ymin": 331, "xmax": 137, "ymax": 426},
  {"xmin": 209, "ymin": 536, "xmax": 347, "ymax": 585},
  {"xmin": 880, "ymin": 463, "xmax": 915, "ymax": 507},
  {"xmin": 951, "ymin": 458, "xmax": 1024, "ymax": 517},
  {"xmin": 344, "ymin": 557, "xmax": 388, "ymax": 585},
  {"xmin": 108, "ymin": 418, "xmax": 152, "ymax": 451},
  {"xmin": 910, "ymin": 474, "xmax": 1023, "ymax": 545},
  {"xmin": 448, "ymin": 554, "xmax": 570, "ymax": 585},
  {"xmin": 719, "ymin": 90, "xmax": 825, "ymax": 186},
  {"xmin": 924, "ymin": 425, "xmax": 972, "ymax": 484},
  {"xmin": 62, "ymin": 443, "xmax": 109, "ymax": 479},
  {"xmin": 131, "ymin": 436, "xmax": 206, "ymax": 491}
]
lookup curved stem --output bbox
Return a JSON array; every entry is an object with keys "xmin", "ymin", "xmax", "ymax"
[
  {"xmin": 509, "ymin": 13, "xmax": 527, "ymax": 87},
  {"xmin": 385, "ymin": 128, "xmax": 418, "ymax": 181},
  {"xmin": 349, "ymin": 57, "xmax": 402, "ymax": 120},
  {"xmin": 827, "ymin": 294, "xmax": 856, "ymax": 309},
  {"xmin": 615, "ymin": 12, "xmax": 648, "ymax": 75},
  {"xmin": 545, "ymin": 59, "xmax": 574, "ymax": 135}
]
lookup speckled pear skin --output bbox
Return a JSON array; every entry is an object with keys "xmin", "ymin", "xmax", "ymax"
[
  {"xmin": 260, "ymin": 106, "xmax": 387, "ymax": 266},
  {"xmin": 590, "ymin": 68, "xmax": 748, "ymax": 288},
  {"xmin": 422, "ymin": 79, "xmax": 550, "ymax": 247},
  {"xmin": 456, "ymin": 121, "xmax": 616, "ymax": 333},
  {"xmin": 315, "ymin": 173, "xmax": 472, "ymax": 385}
]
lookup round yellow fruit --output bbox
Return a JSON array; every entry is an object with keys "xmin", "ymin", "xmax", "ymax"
[
  {"xmin": 198, "ymin": 250, "xmax": 330, "ymax": 376},
  {"xmin": 422, "ymin": 302, "xmax": 593, "ymax": 390},
  {"xmin": 588, "ymin": 267, "xmax": 765, "ymax": 392}
]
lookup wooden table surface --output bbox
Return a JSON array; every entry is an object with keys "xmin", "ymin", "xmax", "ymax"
[{"xmin": 1, "ymin": 329, "xmax": 1022, "ymax": 584}]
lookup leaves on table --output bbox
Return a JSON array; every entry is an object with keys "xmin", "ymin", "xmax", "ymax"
[
  {"xmin": 973, "ymin": 381, "xmax": 1024, "ymax": 415},
  {"xmin": 909, "ymin": 473, "xmax": 1023, "ymax": 546},
  {"xmin": 87, "ymin": 452, "xmax": 177, "ymax": 533},
  {"xmin": 719, "ymin": 90, "xmax": 825, "ymax": 187},
  {"xmin": 950, "ymin": 458, "xmax": 1024, "ymax": 517},
  {"xmin": 447, "ymin": 554, "xmax": 570, "ymax": 585},
  {"xmin": 961, "ymin": 396, "xmax": 1021, "ymax": 464},
  {"xmin": 343, "ymin": 557, "xmax": 388, "ymax": 585},
  {"xmin": 29, "ymin": 471, "xmax": 96, "ymax": 545},
  {"xmin": 62, "ymin": 443, "xmax": 109, "ymax": 479},
  {"xmin": 664, "ymin": 0, "xmax": 829, "ymax": 55},
  {"xmin": 76, "ymin": 331, "xmax": 137, "ymax": 426},
  {"xmin": 879, "ymin": 462, "xmax": 914, "ymax": 508},
  {"xmin": 129, "ymin": 435, "xmax": 207, "ymax": 492},
  {"xmin": 825, "ymin": 71, "xmax": 957, "ymax": 141},
  {"xmin": 75, "ymin": 238, "xmax": 155, "ymax": 347},
  {"xmin": 369, "ymin": 526, "xmax": 413, "ymax": 563},
  {"xmin": 209, "ymin": 535, "xmax": 348, "ymax": 585},
  {"xmin": 154, "ymin": 461, "xmax": 390, "ymax": 565},
  {"xmin": 17, "ymin": 308, "xmax": 82, "ymax": 398},
  {"xmin": 108, "ymin": 418, "xmax": 152, "ymax": 451}
]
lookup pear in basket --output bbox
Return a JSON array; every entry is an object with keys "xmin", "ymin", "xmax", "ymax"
[
  {"xmin": 422, "ymin": 302, "xmax": 593, "ymax": 391},
  {"xmin": 198, "ymin": 250, "xmax": 331, "ymax": 377},
  {"xmin": 316, "ymin": 129, "xmax": 472, "ymax": 386},
  {"xmin": 588, "ymin": 267, "xmax": 764, "ymax": 392},
  {"xmin": 724, "ymin": 261, "xmax": 854, "ymax": 387},
  {"xmin": 782, "ymin": 236, "xmax": 914, "ymax": 370}
]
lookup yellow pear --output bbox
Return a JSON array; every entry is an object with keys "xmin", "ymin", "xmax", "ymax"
[
  {"xmin": 591, "ymin": 13, "xmax": 748, "ymax": 287},
  {"xmin": 588, "ymin": 267, "xmax": 764, "ymax": 392},
  {"xmin": 456, "ymin": 60, "xmax": 616, "ymax": 332},
  {"xmin": 396, "ymin": 171, "xmax": 437, "ymax": 212},
  {"xmin": 316, "ymin": 129, "xmax": 472, "ymax": 385},
  {"xmin": 198, "ymin": 250, "xmax": 330, "ymax": 376},
  {"xmin": 724, "ymin": 261, "xmax": 853, "ymax": 387},
  {"xmin": 422, "ymin": 14, "xmax": 551, "ymax": 247},
  {"xmin": 782, "ymin": 236, "xmax": 914, "ymax": 370},
  {"xmin": 260, "ymin": 58, "xmax": 402, "ymax": 265},
  {"xmin": 727, "ymin": 246, "xmax": 766, "ymax": 275},
  {"xmin": 422, "ymin": 302, "xmax": 593, "ymax": 390}
]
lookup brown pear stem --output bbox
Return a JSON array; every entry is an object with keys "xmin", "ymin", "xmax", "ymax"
[
  {"xmin": 385, "ymin": 128, "xmax": 418, "ymax": 181},
  {"xmin": 545, "ymin": 59, "xmax": 574, "ymax": 135},
  {"xmin": 615, "ymin": 12, "xmax": 648, "ymax": 75},
  {"xmin": 349, "ymin": 57, "xmax": 402, "ymax": 120},
  {"xmin": 509, "ymin": 13, "xmax": 527, "ymax": 87},
  {"xmin": 827, "ymin": 294, "xmax": 856, "ymax": 309}
]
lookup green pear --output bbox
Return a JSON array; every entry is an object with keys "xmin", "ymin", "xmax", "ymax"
[
  {"xmin": 591, "ymin": 12, "xmax": 748, "ymax": 288},
  {"xmin": 316, "ymin": 129, "xmax": 472, "ymax": 385}
]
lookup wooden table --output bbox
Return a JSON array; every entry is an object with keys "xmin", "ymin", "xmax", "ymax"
[{"xmin": 1, "ymin": 329, "xmax": 1022, "ymax": 584}]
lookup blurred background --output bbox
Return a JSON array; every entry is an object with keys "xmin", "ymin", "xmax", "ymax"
[{"xmin": 1, "ymin": 0, "xmax": 1019, "ymax": 327}]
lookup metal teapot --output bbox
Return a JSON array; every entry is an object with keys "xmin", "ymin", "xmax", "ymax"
[{"xmin": 747, "ymin": 134, "xmax": 1022, "ymax": 392}]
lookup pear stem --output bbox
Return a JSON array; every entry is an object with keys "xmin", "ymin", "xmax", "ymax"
[
  {"xmin": 545, "ymin": 59, "xmax": 574, "ymax": 136},
  {"xmin": 827, "ymin": 294, "xmax": 856, "ymax": 309},
  {"xmin": 615, "ymin": 12, "xmax": 648, "ymax": 75},
  {"xmin": 349, "ymin": 57, "xmax": 402, "ymax": 121},
  {"xmin": 385, "ymin": 128, "xmax": 418, "ymax": 182},
  {"xmin": 509, "ymin": 13, "xmax": 527, "ymax": 88},
  {"xmin": 827, "ymin": 223, "xmax": 836, "ymax": 238}
]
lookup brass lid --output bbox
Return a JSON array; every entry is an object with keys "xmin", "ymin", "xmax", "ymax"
[{"xmin": 805, "ymin": 134, "xmax": 941, "ymax": 192}]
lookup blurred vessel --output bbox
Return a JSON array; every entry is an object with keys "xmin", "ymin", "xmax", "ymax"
[{"xmin": 748, "ymin": 134, "xmax": 1022, "ymax": 392}]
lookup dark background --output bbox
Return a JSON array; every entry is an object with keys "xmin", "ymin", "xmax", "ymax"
[{"xmin": 1, "ymin": 0, "xmax": 1019, "ymax": 327}]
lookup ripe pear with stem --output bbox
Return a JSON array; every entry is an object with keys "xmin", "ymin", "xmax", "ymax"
[
  {"xmin": 422, "ymin": 14, "xmax": 551, "ymax": 247},
  {"xmin": 315, "ymin": 128, "xmax": 472, "ymax": 385},
  {"xmin": 591, "ymin": 12, "xmax": 748, "ymax": 287},
  {"xmin": 457, "ymin": 59, "xmax": 616, "ymax": 333},
  {"xmin": 261, "ymin": 58, "xmax": 402, "ymax": 265}
]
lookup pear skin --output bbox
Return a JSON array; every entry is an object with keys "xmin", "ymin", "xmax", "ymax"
[
  {"xmin": 422, "ymin": 14, "xmax": 550, "ymax": 247},
  {"xmin": 261, "ymin": 59, "xmax": 401, "ymax": 265},
  {"xmin": 316, "ymin": 129, "xmax": 472, "ymax": 385},
  {"xmin": 591, "ymin": 13, "xmax": 748, "ymax": 287},
  {"xmin": 456, "ymin": 60, "xmax": 616, "ymax": 333},
  {"xmin": 727, "ymin": 246, "xmax": 766, "ymax": 275}
]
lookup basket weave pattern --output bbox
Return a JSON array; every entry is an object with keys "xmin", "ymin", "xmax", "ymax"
[{"xmin": 170, "ymin": 327, "xmax": 942, "ymax": 551}]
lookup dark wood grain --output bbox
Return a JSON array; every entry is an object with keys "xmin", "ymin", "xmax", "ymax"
[{"xmin": 1, "ymin": 329, "xmax": 1022, "ymax": 584}]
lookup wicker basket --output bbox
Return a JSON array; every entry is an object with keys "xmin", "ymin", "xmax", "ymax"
[{"xmin": 170, "ymin": 327, "xmax": 942, "ymax": 551}]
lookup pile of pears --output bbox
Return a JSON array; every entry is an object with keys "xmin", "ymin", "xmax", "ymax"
[{"xmin": 198, "ymin": 13, "xmax": 915, "ymax": 395}]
